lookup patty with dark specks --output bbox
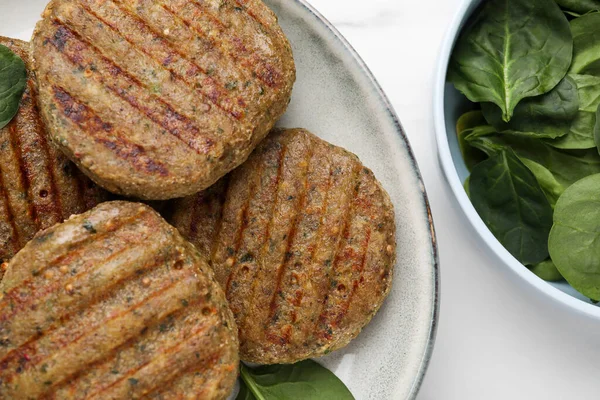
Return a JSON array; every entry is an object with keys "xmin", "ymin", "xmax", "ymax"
[
  {"xmin": 0, "ymin": 201, "xmax": 239, "ymax": 399},
  {"xmin": 0, "ymin": 36, "xmax": 108, "ymax": 275},
  {"xmin": 169, "ymin": 128, "xmax": 396, "ymax": 364},
  {"xmin": 31, "ymin": 0, "xmax": 296, "ymax": 200}
]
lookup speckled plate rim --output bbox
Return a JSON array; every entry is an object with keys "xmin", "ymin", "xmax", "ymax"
[
  {"xmin": 433, "ymin": 0, "xmax": 600, "ymax": 320},
  {"xmin": 291, "ymin": 0, "xmax": 440, "ymax": 396}
]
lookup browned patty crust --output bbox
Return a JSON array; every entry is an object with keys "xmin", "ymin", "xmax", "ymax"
[
  {"xmin": 32, "ymin": 0, "xmax": 296, "ymax": 200},
  {"xmin": 169, "ymin": 129, "xmax": 396, "ymax": 364},
  {"xmin": 0, "ymin": 36, "xmax": 107, "ymax": 272},
  {"xmin": 0, "ymin": 201, "xmax": 239, "ymax": 399}
]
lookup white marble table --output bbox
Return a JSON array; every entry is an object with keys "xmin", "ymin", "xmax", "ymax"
[{"xmin": 306, "ymin": 0, "xmax": 600, "ymax": 398}]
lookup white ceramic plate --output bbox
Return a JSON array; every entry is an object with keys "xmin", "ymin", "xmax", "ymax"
[
  {"xmin": 1, "ymin": 0, "xmax": 439, "ymax": 398},
  {"xmin": 434, "ymin": 0, "xmax": 600, "ymax": 320}
]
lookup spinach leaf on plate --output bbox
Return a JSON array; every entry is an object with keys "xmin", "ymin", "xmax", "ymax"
[
  {"xmin": 570, "ymin": 13, "xmax": 600, "ymax": 76},
  {"xmin": 456, "ymin": 110, "xmax": 491, "ymax": 170},
  {"xmin": 467, "ymin": 133, "xmax": 600, "ymax": 187},
  {"xmin": 549, "ymin": 173, "xmax": 600, "ymax": 300},
  {"xmin": 546, "ymin": 74, "xmax": 600, "ymax": 149},
  {"xmin": 529, "ymin": 259, "xmax": 564, "ymax": 282},
  {"xmin": 481, "ymin": 76, "xmax": 579, "ymax": 139},
  {"xmin": 469, "ymin": 148, "xmax": 554, "ymax": 265},
  {"xmin": 0, "ymin": 44, "xmax": 27, "ymax": 130},
  {"xmin": 449, "ymin": 0, "xmax": 572, "ymax": 122},
  {"xmin": 238, "ymin": 361, "xmax": 354, "ymax": 400},
  {"xmin": 556, "ymin": 0, "xmax": 600, "ymax": 14}
]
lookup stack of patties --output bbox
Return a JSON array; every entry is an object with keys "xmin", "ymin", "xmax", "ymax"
[{"xmin": 0, "ymin": 0, "xmax": 397, "ymax": 398}]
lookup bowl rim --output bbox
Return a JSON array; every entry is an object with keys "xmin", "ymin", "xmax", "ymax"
[{"xmin": 433, "ymin": 0, "xmax": 600, "ymax": 320}]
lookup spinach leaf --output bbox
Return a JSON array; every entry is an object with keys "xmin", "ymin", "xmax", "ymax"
[
  {"xmin": 0, "ymin": 44, "xmax": 27, "ymax": 130},
  {"xmin": 549, "ymin": 173, "xmax": 600, "ymax": 300},
  {"xmin": 449, "ymin": 0, "xmax": 572, "ymax": 122},
  {"xmin": 596, "ymin": 103, "xmax": 600, "ymax": 151},
  {"xmin": 529, "ymin": 259, "xmax": 564, "ymax": 282},
  {"xmin": 546, "ymin": 74, "xmax": 600, "ymax": 149},
  {"xmin": 547, "ymin": 112, "xmax": 596, "ymax": 149},
  {"xmin": 238, "ymin": 361, "xmax": 354, "ymax": 400},
  {"xmin": 563, "ymin": 10, "xmax": 582, "ymax": 19},
  {"xmin": 571, "ymin": 74, "xmax": 600, "ymax": 112},
  {"xmin": 467, "ymin": 134, "xmax": 600, "ymax": 187},
  {"xmin": 464, "ymin": 176, "xmax": 471, "ymax": 197},
  {"xmin": 237, "ymin": 380, "xmax": 257, "ymax": 400},
  {"xmin": 570, "ymin": 13, "xmax": 600, "ymax": 76},
  {"xmin": 456, "ymin": 110, "xmax": 491, "ymax": 170},
  {"xmin": 481, "ymin": 76, "xmax": 579, "ymax": 139},
  {"xmin": 520, "ymin": 158, "xmax": 565, "ymax": 207},
  {"xmin": 469, "ymin": 148, "xmax": 554, "ymax": 265},
  {"xmin": 460, "ymin": 127, "xmax": 565, "ymax": 204},
  {"xmin": 556, "ymin": 0, "xmax": 600, "ymax": 16}
]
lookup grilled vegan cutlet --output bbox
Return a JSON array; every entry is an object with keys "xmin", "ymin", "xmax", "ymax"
[
  {"xmin": 0, "ymin": 36, "xmax": 107, "ymax": 271},
  {"xmin": 0, "ymin": 201, "xmax": 239, "ymax": 399},
  {"xmin": 169, "ymin": 128, "xmax": 397, "ymax": 364},
  {"xmin": 31, "ymin": 0, "xmax": 296, "ymax": 200}
]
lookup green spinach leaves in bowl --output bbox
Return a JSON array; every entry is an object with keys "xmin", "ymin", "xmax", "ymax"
[{"xmin": 449, "ymin": 0, "xmax": 600, "ymax": 301}]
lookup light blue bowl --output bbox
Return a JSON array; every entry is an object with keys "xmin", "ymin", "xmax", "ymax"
[{"xmin": 433, "ymin": 0, "xmax": 600, "ymax": 319}]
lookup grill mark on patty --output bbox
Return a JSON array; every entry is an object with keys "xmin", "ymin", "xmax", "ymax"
[
  {"xmin": 153, "ymin": 346, "xmax": 230, "ymax": 399},
  {"xmin": 91, "ymin": 323, "xmax": 217, "ymax": 398},
  {"xmin": 6, "ymin": 272, "xmax": 197, "ymax": 398},
  {"xmin": 189, "ymin": 176, "xmax": 230, "ymax": 251},
  {"xmin": 162, "ymin": 0, "xmax": 282, "ymax": 89},
  {"xmin": 20, "ymin": 268, "xmax": 193, "ymax": 376},
  {"xmin": 148, "ymin": 349, "xmax": 225, "ymax": 399},
  {"xmin": 337, "ymin": 229, "xmax": 371, "ymax": 326},
  {"xmin": 7, "ymin": 121, "xmax": 37, "ymax": 248},
  {"xmin": 266, "ymin": 142, "xmax": 313, "ymax": 342},
  {"xmin": 223, "ymin": 147, "xmax": 275, "ymax": 297},
  {"xmin": 131, "ymin": 345, "xmax": 224, "ymax": 399},
  {"xmin": 125, "ymin": 0, "xmax": 263, "ymax": 98},
  {"xmin": 234, "ymin": 0, "xmax": 268, "ymax": 29},
  {"xmin": 0, "ymin": 245, "xmax": 171, "ymax": 373},
  {"xmin": 0, "ymin": 245, "xmax": 147, "ymax": 369},
  {"xmin": 26, "ymin": 101, "xmax": 66, "ymax": 223},
  {"xmin": 0, "ymin": 211, "xmax": 147, "ymax": 320},
  {"xmin": 209, "ymin": 181, "xmax": 233, "ymax": 266},
  {"xmin": 73, "ymin": 1, "xmax": 243, "ymax": 121},
  {"xmin": 53, "ymin": 295, "xmax": 209, "ymax": 397},
  {"xmin": 16, "ymin": 79, "xmax": 66, "ymax": 224},
  {"xmin": 0, "ymin": 157, "xmax": 20, "ymax": 256},
  {"xmin": 314, "ymin": 163, "xmax": 361, "ymax": 340},
  {"xmin": 50, "ymin": 86, "xmax": 170, "ymax": 177},
  {"xmin": 265, "ymin": 146, "xmax": 337, "ymax": 348},
  {"xmin": 316, "ymin": 176, "xmax": 374, "ymax": 339},
  {"xmin": 47, "ymin": 23, "xmax": 216, "ymax": 156},
  {"xmin": 232, "ymin": 142, "xmax": 286, "ymax": 329},
  {"xmin": 289, "ymin": 153, "xmax": 351, "ymax": 347},
  {"xmin": 112, "ymin": 0, "xmax": 252, "ymax": 110},
  {"xmin": 289, "ymin": 156, "xmax": 333, "ymax": 338}
]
